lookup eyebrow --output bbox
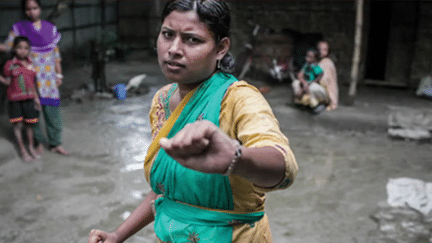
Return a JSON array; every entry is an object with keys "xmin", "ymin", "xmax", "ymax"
[
  {"xmin": 161, "ymin": 26, "xmax": 204, "ymax": 38},
  {"xmin": 161, "ymin": 26, "xmax": 196, "ymax": 33}
]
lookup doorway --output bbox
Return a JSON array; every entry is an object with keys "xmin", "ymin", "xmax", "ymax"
[{"xmin": 365, "ymin": 1, "xmax": 419, "ymax": 87}]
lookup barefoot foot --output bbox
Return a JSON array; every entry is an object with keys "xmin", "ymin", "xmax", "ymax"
[
  {"xmin": 35, "ymin": 144, "xmax": 44, "ymax": 155},
  {"xmin": 28, "ymin": 147, "xmax": 41, "ymax": 159},
  {"xmin": 50, "ymin": 146, "xmax": 70, "ymax": 156},
  {"xmin": 21, "ymin": 150, "xmax": 33, "ymax": 162}
]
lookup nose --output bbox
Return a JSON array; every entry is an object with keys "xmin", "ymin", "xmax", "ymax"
[{"xmin": 168, "ymin": 37, "xmax": 182, "ymax": 57}]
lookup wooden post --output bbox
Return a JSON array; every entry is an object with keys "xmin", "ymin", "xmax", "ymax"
[{"xmin": 347, "ymin": 0, "xmax": 364, "ymax": 105}]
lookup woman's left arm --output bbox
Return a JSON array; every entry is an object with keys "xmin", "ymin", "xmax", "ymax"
[
  {"xmin": 54, "ymin": 47, "xmax": 63, "ymax": 87},
  {"xmin": 159, "ymin": 121, "xmax": 287, "ymax": 188},
  {"xmin": 234, "ymin": 146, "xmax": 286, "ymax": 188}
]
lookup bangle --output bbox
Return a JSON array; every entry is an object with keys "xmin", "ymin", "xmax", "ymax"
[
  {"xmin": 56, "ymin": 74, "xmax": 64, "ymax": 79},
  {"xmin": 222, "ymin": 140, "xmax": 242, "ymax": 176}
]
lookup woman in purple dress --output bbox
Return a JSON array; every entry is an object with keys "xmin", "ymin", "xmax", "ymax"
[{"xmin": 1, "ymin": 0, "xmax": 69, "ymax": 155}]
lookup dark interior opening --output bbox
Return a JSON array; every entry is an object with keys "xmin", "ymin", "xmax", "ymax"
[{"xmin": 365, "ymin": 1, "xmax": 392, "ymax": 80}]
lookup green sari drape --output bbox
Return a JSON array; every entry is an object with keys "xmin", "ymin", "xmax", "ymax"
[{"xmin": 144, "ymin": 72, "xmax": 264, "ymax": 242}]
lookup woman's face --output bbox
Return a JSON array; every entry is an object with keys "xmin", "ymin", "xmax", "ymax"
[
  {"xmin": 318, "ymin": 42, "xmax": 329, "ymax": 58},
  {"xmin": 15, "ymin": 41, "xmax": 30, "ymax": 60},
  {"xmin": 25, "ymin": 0, "xmax": 42, "ymax": 22},
  {"xmin": 157, "ymin": 10, "xmax": 227, "ymax": 85}
]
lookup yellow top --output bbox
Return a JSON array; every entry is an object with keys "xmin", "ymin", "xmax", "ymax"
[{"xmin": 149, "ymin": 81, "xmax": 298, "ymax": 242}]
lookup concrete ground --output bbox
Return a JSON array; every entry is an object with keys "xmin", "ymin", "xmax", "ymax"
[{"xmin": 0, "ymin": 51, "xmax": 431, "ymax": 243}]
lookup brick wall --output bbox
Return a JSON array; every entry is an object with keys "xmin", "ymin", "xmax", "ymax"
[{"xmin": 227, "ymin": 1, "xmax": 356, "ymax": 84}]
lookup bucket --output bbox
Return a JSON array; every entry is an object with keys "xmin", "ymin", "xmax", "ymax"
[{"xmin": 114, "ymin": 83, "xmax": 127, "ymax": 100}]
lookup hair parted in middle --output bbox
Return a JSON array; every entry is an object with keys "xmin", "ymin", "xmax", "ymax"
[{"xmin": 160, "ymin": 0, "xmax": 235, "ymax": 73}]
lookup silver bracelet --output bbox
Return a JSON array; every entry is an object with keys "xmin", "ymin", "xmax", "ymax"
[
  {"xmin": 222, "ymin": 140, "xmax": 242, "ymax": 176},
  {"xmin": 56, "ymin": 73, "xmax": 64, "ymax": 79}
]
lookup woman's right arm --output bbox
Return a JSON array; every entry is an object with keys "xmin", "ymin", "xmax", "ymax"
[
  {"xmin": 1, "ymin": 30, "xmax": 15, "ymax": 53},
  {"xmin": 0, "ymin": 44, "xmax": 9, "ymax": 52},
  {"xmin": 88, "ymin": 190, "xmax": 157, "ymax": 243},
  {"xmin": 0, "ymin": 31, "xmax": 14, "ymax": 83}
]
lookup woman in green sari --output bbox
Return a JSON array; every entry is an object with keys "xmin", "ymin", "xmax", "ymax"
[{"xmin": 88, "ymin": 1, "xmax": 298, "ymax": 242}]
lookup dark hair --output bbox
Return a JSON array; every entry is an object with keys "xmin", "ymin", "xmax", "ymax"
[
  {"xmin": 21, "ymin": 0, "xmax": 42, "ymax": 18},
  {"xmin": 13, "ymin": 36, "xmax": 31, "ymax": 49},
  {"xmin": 161, "ymin": 0, "xmax": 235, "ymax": 73}
]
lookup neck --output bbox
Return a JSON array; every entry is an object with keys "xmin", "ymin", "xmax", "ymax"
[
  {"xmin": 176, "ymin": 72, "xmax": 217, "ymax": 99},
  {"xmin": 17, "ymin": 57, "xmax": 29, "ymax": 64},
  {"xmin": 177, "ymin": 82, "xmax": 201, "ymax": 99},
  {"xmin": 32, "ymin": 19, "xmax": 42, "ymax": 26}
]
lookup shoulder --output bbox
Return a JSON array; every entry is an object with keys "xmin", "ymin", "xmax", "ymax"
[
  {"xmin": 13, "ymin": 20, "xmax": 26, "ymax": 27},
  {"xmin": 222, "ymin": 81, "xmax": 271, "ymax": 114},
  {"xmin": 4, "ymin": 59, "xmax": 16, "ymax": 69},
  {"xmin": 42, "ymin": 20, "xmax": 56, "ymax": 27},
  {"xmin": 152, "ymin": 83, "xmax": 176, "ymax": 101},
  {"xmin": 225, "ymin": 81, "xmax": 261, "ymax": 99},
  {"xmin": 4, "ymin": 59, "xmax": 13, "ymax": 67},
  {"xmin": 12, "ymin": 20, "xmax": 30, "ymax": 28},
  {"xmin": 319, "ymin": 57, "xmax": 334, "ymax": 65},
  {"xmin": 150, "ymin": 83, "xmax": 176, "ymax": 110},
  {"xmin": 319, "ymin": 58, "xmax": 336, "ymax": 69}
]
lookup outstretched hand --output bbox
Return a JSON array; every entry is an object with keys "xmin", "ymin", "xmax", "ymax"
[
  {"xmin": 88, "ymin": 229, "xmax": 119, "ymax": 243},
  {"xmin": 159, "ymin": 120, "xmax": 238, "ymax": 174}
]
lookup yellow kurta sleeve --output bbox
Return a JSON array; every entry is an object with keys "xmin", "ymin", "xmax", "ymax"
[
  {"xmin": 220, "ymin": 81, "xmax": 298, "ymax": 210},
  {"xmin": 220, "ymin": 81, "xmax": 298, "ymax": 242}
]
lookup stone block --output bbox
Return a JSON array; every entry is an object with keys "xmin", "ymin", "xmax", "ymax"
[{"xmin": 387, "ymin": 107, "xmax": 432, "ymax": 141}]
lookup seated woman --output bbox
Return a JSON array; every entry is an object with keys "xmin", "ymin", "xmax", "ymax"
[
  {"xmin": 291, "ymin": 48, "xmax": 327, "ymax": 113},
  {"xmin": 317, "ymin": 40, "xmax": 339, "ymax": 111}
]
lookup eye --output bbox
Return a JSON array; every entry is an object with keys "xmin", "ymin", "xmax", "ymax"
[
  {"xmin": 184, "ymin": 35, "xmax": 203, "ymax": 45},
  {"xmin": 161, "ymin": 30, "xmax": 174, "ymax": 39}
]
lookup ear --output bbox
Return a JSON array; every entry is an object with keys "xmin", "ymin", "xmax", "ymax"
[{"xmin": 216, "ymin": 37, "xmax": 230, "ymax": 60}]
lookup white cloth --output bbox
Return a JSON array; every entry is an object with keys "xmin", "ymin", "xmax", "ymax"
[{"xmin": 386, "ymin": 177, "xmax": 432, "ymax": 215}]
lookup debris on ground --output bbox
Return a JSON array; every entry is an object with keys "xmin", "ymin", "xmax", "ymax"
[
  {"xmin": 370, "ymin": 205, "xmax": 432, "ymax": 243},
  {"xmin": 388, "ymin": 106, "xmax": 432, "ymax": 141},
  {"xmin": 387, "ymin": 178, "xmax": 432, "ymax": 216},
  {"xmin": 369, "ymin": 177, "xmax": 432, "ymax": 243},
  {"xmin": 416, "ymin": 75, "xmax": 432, "ymax": 99}
]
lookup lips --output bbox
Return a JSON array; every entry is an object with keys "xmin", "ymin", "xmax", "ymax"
[{"xmin": 164, "ymin": 60, "xmax": 185, "ymax": 70}]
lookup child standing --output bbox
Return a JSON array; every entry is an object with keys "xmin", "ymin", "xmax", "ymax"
[
  {"xmin": 1, "ymin": 36, "xmax": 41, "ymax": 162},
  {"xmin": 291, "ymin": 48, "xmax": 327, "ymax": 113}
]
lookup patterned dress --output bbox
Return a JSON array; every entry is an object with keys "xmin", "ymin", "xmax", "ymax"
[
  {"xmin": 4, "ymin": 20, "xmax": 65, "ymax": 147},
  {"xmin": 4, "ymin": 20, "xmax": 61, "ymax": 106}
]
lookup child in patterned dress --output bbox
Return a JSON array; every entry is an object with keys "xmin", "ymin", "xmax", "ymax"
[{"xmin": 1, "ymin": 36, "xmax": 41, "ymax": 162}]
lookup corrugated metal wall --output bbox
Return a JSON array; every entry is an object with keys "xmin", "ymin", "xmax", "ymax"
[{"xmin": 0, "ymin": 0, "xmax": 119, "ymax": 60}]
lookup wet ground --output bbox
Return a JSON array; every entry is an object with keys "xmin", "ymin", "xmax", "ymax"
[{"xmin": 0, "ymin": 53, "xmax": 431, "ymax": 243}]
